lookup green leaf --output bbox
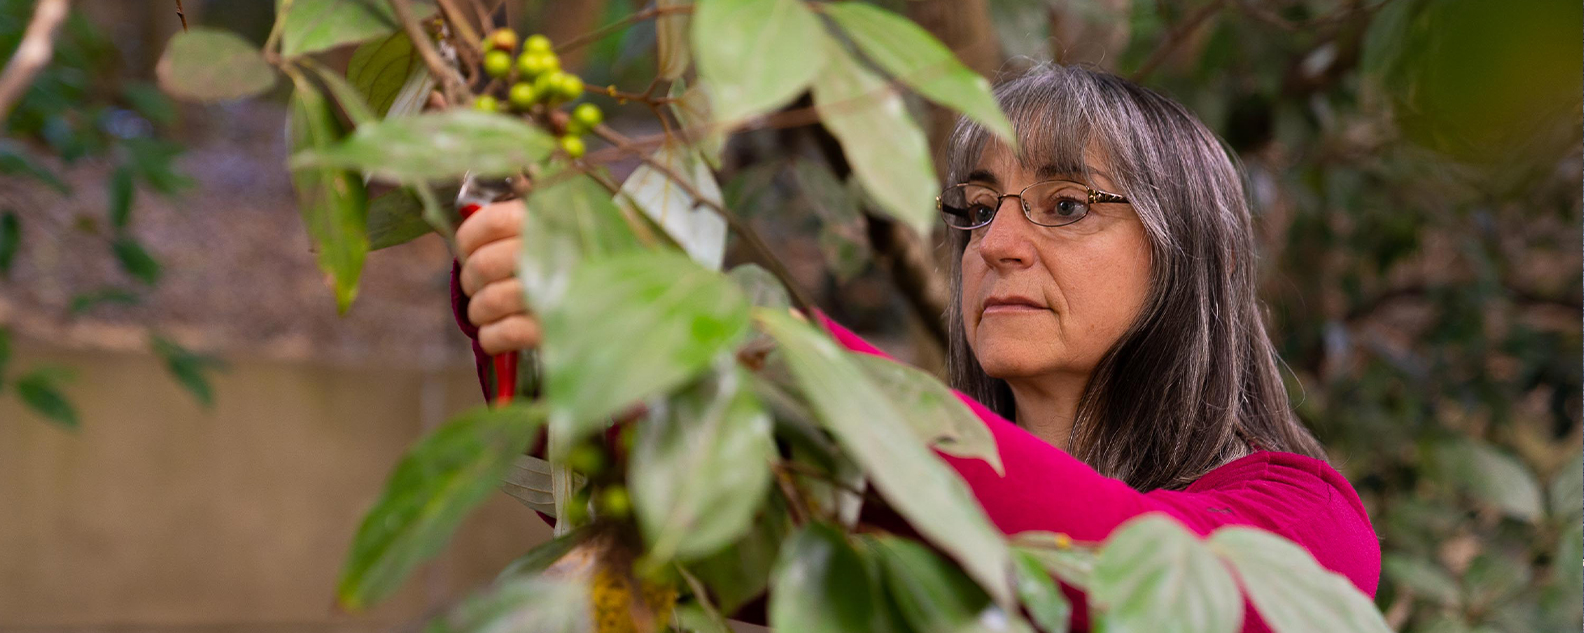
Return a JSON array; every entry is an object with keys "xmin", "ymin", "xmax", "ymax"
[
  {"xmin": 156, "ymin": 28, "xmax": 277, "ymax": 103},
  {"xmin": 726, "ymin": 264, "xmax": 790, "ymax": 311},
  {"xmin": 1433, "ymin": 439, "xmax": 1544, "ymax": 522},
  {"xmin": 0, "ymin": 142, "xmax": 69, "ymax": 193},
  {"xmin": 425, "ymin": 574, "xmax": 589, "ymax": 633},
  {"xmin": 290, "ymin": 110, "xmax": 556, "ymax": 183},
  {"xmin": 111, "ymin": 237, "xmax": 161, "ymax": 285},
  {"xmin": 337, "ymin": 403, "xmax": 547, "ymax": 611},
  {"xmin": 518, "ymin": 171, "xmax": 643, "ymax": 311},
  {"xmin": 850, "ymin": 352, "xmax": 1003, "ymax": 474},
  {"xmin": 631, "ymin": 365, "xmax": 774, "ymax": 562},
  {"xmin": 69, "ymin": 288, "xmax": 141, "ymax": 314},
  {"xmin": 0, "ymin": 211, "xmax": 18, "ymax": 277},
  {"xmin": 1461, "ymin": 552, "xmax": 1530, "ymax": 607},
  {"xmin": 496, "ymin": 529, "xmax": 586, "ymax": 580},
  {"xmin": 307, "ymin": 61, "xmax": 377, "ymax": 126},
  {"xmin": 1091, "ymin": 514, "xmax": 1241, "ymax": 633},
  {"xmin": 347, "ymin": 32, "xmax": 425, "ymax": 118},
  {"xmin": 1208, "ymin": 526, "xmax": 1392, "ymax": 633},
  {"xmin": 756, "ymin": 309, "xmax": 1015, "ymax": 606},
  {"xmin": 16, "ymin": 369, "xmax": 78, "ymax": 430},
  {"xmin": 280, "ymin": 0, "xmax": 436, "ymax": 58},
  {"xmin": 1382, "ymin": 553, "xmax": 1461, "ymax": 607},
  {"xmin": 541, "ymin": 251, "xmax": 750, "ymax": 456},
  {"xmin": 865, "ymin": 534, "xmax": 1015, "ymax": 633},
  {"xmin": 1011, "ymin": 535, "xmax": 1096, "ymax": 590},
  {"xmin": 108, "ymin": 165, "xmax": 134, "ymax": 230},
  {"xmin": 288, "ymin": 76, "xmax": 370, "ymax": 314},
  {"xmin": 365, "ymin": 188, "xmax": 433, "ymax": 250},
  {"xmin": 619, "ymin": 142, "xmax": 727, "ymax": 269},
  {"xmin": 668, "ymin": 80, "xmax": 727, "ymax": 169},
  {"xmin": 769, "ymin": 523, "xmax": 882, "ymax": 633},
  {"xmin": 1013, "ymin": 550, "xmax": 1072, "ymax": 633},
  {"xmin": 812, "ymin": 46, "xmax": 937, "ymax": 237},
  {"xmin": 790, "ymin": 158, "xmax": 870, "ymax": 281},
  {"xmin": 150, "ymin": 335, "xmax": 225, "ymax": 409},
  {"xmin": 824, "ymin": 2, "xmax": 1015, "ymax": 145},
  {"xmin": 687, "ymin": 496, "xmax": 793, "ymax": 615},
  {"xmin": 656, "ymin": 0, "xmax": 692, "ymax": 80},
  {"xmin": 122, "ymin": 81, "xmax": 178, "ymax": 127},
  {"xmin": 692, "ymin": 0, "xmax": 829, "ymax": 123},
  {"xmin": 673, "ymin": 601, "xmax": 733, "ymax": 633},
  {"xmin": 1548, "ymin": 454, "xmax": 1580, "ymax": 520}
]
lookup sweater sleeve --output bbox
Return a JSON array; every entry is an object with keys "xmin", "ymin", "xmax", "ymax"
[{"xmin": 818, "ymin": 312, "xmax": 1381, "ymax": 602}]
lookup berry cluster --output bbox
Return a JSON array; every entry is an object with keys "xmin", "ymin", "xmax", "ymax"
[
  {"xmin": 561, "ymin": 427, "xmax": 635, "ymax": 525},
  {"xmin": 472, "ymin": 29, "xmax": 603, "ymax": 159}
]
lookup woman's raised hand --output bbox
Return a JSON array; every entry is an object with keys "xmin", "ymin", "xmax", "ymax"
[{"xmin": 456, "ymin": 199, "xmax": 540, "ymax": 355}]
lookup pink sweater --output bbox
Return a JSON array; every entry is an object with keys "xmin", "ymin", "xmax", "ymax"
[{"xmin": 449, "ymin": 265, "xmax": 1380, "ymax": 631}]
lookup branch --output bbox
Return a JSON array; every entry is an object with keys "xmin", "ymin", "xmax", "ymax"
[
  {"xmin": 174, "ymin": 0, "xmax": 188, "ymax": 32},
  {"xmin": 1129, "ymin": 0, "xmax": 1226, "ymax": 82},
  {"xmin": 589, "ymin": 123, "xmax": 821, "ymax": 320},
  {"xmin": 554, "ymin": 3, "xmax": 694, "ymax": 55},
  {"xmin": 0, "ymin": 0, "xmax": 71, "ymax": 122},
  {"xmin": 388, "ymin": 0, "xmax": 469, "ymax": 107}
]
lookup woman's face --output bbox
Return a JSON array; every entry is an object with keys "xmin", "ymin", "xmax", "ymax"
[{"xmin": 959, "ymin": 143, "xmax": 1153, "ymax": 382}]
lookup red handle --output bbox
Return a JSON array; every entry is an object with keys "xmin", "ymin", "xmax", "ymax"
[{"xmin": 462, "ymin": 202, "xmax": 520, "ymax": 406}]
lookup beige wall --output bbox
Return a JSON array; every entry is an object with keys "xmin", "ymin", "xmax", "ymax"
[{"xmin": 0, "ymin": 343, "xmax": 553, "ymax": 631}]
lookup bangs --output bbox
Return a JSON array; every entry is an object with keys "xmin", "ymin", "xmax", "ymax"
[{"xmin": 945, "ymin": 67, "xmax": 1103, "ymax": 189}]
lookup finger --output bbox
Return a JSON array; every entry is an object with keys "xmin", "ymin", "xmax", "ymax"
[
  {"xmin": 459, "ymin": 237, "xmax": 521, "ymax": 297},
  {"xmin": 478, "ymin": 314, "xmax": 541, "ymax": 355},
  {"xmin": 456, "ymin": 199, "xmax": 527, "ymax": 258},
  {"xmin": 467, "ymin": 278, "xmax": 528, "ymax": 328}
]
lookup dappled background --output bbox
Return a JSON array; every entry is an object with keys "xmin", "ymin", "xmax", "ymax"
[{"xmin": 1, "ymin": 0, "xmax": 1578, "ymax": 632}]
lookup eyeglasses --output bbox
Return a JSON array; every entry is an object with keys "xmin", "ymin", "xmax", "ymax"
[{"xmin": 938, "ymin": 180, "xmax": 1129, "ymax": 230}]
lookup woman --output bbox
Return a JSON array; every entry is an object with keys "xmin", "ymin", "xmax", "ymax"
[{"xmin": 450, "ymin": 65, "xmax": 1380, "ymax": 631}]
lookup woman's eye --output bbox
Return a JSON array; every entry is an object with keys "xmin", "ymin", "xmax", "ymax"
[
  {"xmin": 1054, "ymin": 198, "xmax": 1086, "ymax": 217},
  {"xmin": 970, "ymin": 204, "xmax": 996, "ymax": 223}
]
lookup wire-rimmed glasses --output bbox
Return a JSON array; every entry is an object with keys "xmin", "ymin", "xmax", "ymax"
[{"xmin": 938, "ymin": 180, "xmax": 1129, "ymax": 230}]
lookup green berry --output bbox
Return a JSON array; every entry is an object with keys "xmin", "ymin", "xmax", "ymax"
[
  {"xmin": 556, "ymin": 74, "xmax": 584, "ymax": 100},
  {"xmin": 533, "ymin": 71, "xmax": 558, "ymax": 101},
  {"xmin": 524, "ymin": 34, "xmax": 552, "ymax": 54},
  {"xmin": 516, "ymin": 51, "xmax": 550, "ymax": 77},
  {"xmin": 508, "ymin": 82, "xmax": 537, "ymax": 109},
  {"xmin": 560, "ymin": 135, "xmax": 586, "ymax": 158},
  {"xmin": 599, "ymin": 486, "xmax": 631, "ymax": 519},
  {"xmin": 483, "ymin": 50, "xmax": 512, "ymax": 78},
  {"xmin": 567, "ymin": 443, "xmax": 606, "ymax": 476},
  {"xmin": 559, "ymin": 135, "xmax": 587, "ymax": 159},
  {"xmin": 489, "ymin": 28, "xmax": 519, "ymax": 52},
  {"xmin": 572, "ymin": 103, "xmax": 603, "ymax": 129},
  {"xmin": 472, "ymin": 95, "xmax": 500, "ymax": 112}
]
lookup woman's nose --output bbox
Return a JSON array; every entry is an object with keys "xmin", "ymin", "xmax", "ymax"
[{"xmin": 977, "ymin": 197, "xmax": 1036, "ymax": 268}]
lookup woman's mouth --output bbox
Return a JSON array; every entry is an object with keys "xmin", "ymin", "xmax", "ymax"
[{"xmin": 982, "ymin": 295, "xmax": 1047, "ymax": 315}]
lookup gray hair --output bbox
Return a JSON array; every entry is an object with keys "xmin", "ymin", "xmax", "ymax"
[{"xmin": 943, "ymin": 65, "xmax": 1326, "ymax": 491}]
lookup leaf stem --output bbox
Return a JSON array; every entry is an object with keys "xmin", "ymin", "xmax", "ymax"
[{"xmin": 0, "ymin": 0, "xmax": 71, "ymax": 122}]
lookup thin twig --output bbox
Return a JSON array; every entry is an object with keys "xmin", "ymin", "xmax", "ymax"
[
  {"xmin": 0, "ymin": 0, "xmax": 71, "ymax": 122},
  {"xmin": 174, "ymin": 0, "xmax": 188, "ymax": 32},
  {"xmin": 774, "ymin": 467, "xmax": 810, "ymax": 526},
  {"xmin": 388, "ymin": 0, "xmax": 469, "ymax": 106},
  {"xmin": 590, "ymin": 123, "xmax": 820, "ymax": 318},
  {"xmin": 435, "ymin": 0, "xmax": 482, "ymax": 77},
  {"xmin": 554, "ymin": 3, "xmax": 694, "ymax": 54},
  {"xmin": 1130, "ymin": 0, "xmax": 1226, "ymax": 82}
]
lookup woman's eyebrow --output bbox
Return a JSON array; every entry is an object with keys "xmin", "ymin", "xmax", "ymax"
[{"xmin": 965, "ymin": 169, "xmax": 999, "ymax": 186}]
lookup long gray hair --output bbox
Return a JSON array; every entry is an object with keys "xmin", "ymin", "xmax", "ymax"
[{"xmin": 944, "ymin": 65, "xmax": 1326, "ymax": 491}]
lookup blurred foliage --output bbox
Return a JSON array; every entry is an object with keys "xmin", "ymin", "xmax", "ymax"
[
  {"xmin": 1055, "ymin": 0, "xmax": 1582, "ymax": 631},
  {"xmin": 0, "ymin": 0, "xmax": 222, "ymax": 417}
]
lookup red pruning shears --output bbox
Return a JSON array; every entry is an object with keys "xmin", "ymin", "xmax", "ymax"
[{"xmin": 458, "ymin": 174, "xmax": 521, "ymax": 406}]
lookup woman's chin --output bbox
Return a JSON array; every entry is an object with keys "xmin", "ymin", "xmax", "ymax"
[{"xmin": 974, "ymin": 339, "xmax": 1064, "ymax": 379}]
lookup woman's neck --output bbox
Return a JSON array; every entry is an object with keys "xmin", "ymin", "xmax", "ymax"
[{"xmin": 1005, "ymin": 374, "xmax": 1087, "ymax": 452}]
